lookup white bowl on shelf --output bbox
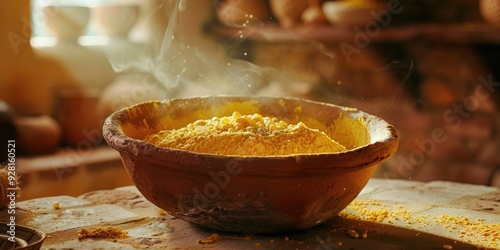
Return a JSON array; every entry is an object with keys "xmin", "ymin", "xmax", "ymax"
[
  {"xmin": 43, "ymin": 6, "xmax": 90, "ymax": 39},
  {"xmin": 93, "ymin": 5, "xmax": 140, "ymax": 37}
]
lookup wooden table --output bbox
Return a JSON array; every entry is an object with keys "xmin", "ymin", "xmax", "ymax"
[{"xmin": 5, "ymin": 178, "xmax": 499, "ymax": 249}]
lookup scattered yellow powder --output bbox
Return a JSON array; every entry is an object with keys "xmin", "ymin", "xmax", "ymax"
[
  {"xmin": 340, "ymin": 199, "xmax": 500, "ymax": 249},
  {"xmin": 437, "ymin": 215, "xmax": 500, "ymax": 248},
  {"xmin": 442, "ymin": 244, "xmax": 453, "ymax": 249},
  {"xmin": 145, "ymin": 112, "xmax": 347, "ymax": 156},
  {"xmin": 361, "ymin": 231, "xmax": 368, "ymax": 239},
  {"xmin": 339, "ymin": 200, "xmax": 430, "ymax": 227},
  {"xmin": 77, "ymin": 226, "xmax": 128, "ymax": 240},
  {"xmin": 339, "ymin": 200, "xmax": 390, "ymax": 223},
  {"xmin": 347, "ymin": 228, "xmax": 360, "ymax": 238},
  {"xmin": 197, "ymin": 233, "xmax": 222, "ymax": 244}
]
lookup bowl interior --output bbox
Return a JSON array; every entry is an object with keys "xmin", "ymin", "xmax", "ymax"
[{"xmin": 116, "ymin": 96, "xmax": 381, "ymax": 155}]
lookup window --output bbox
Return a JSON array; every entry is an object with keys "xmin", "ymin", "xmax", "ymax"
[{"xmin": 30, "ymin": 0, "xmax": 150, "ymax": 47}]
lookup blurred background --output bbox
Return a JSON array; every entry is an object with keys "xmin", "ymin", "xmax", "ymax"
[{"xmin": 1, "ymin": 0, "xmax": 499, "ymax": 200}]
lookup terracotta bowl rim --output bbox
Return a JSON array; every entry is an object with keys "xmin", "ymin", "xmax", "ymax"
[{"xmin": 103, "ymin": 96, "xmax": 399, "ymax": 172}]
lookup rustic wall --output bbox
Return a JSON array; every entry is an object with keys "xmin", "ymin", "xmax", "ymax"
[
  {"xmin": 216, "ymin": 0, "xmax": 500, "ymax": 187},
  {"xmin": 251, "ymin": 40, "xmax": 500, "ymax": 187}
]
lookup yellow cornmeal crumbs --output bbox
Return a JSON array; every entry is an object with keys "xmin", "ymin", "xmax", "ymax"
[
  {"xmin": 340, "ymin": 199, "xmax": 500, "ymax": 249},
  {"xmin": 145, "ymin": 112, "xmax": 347, "ymax": 156},
  {"xmin": 197, "ymin": 233, "xmax": 222, "ymax": 244},
  {"xmin": 77, "ymin": 226, "xmax": 128, "ymax": 240},
  {"xmin": 437, "ymin": 215, "xmax": 500, "ymax": 248}
]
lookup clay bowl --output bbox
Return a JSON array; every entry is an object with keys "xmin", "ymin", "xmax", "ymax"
[
  {"xmin": 0, "ymin": 224, "xmax": 46, "ymax": 250},
  {"xmin": 103, "ymin": 96, "xmax": 398, "ymax": 234}
]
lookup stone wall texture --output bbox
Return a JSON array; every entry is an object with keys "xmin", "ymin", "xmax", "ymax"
[{"xmin": 252, "ymin": 41, "xmax": 500, "ymax": 187}]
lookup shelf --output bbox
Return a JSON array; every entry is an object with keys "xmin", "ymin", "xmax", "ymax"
[
  {"xmin": 18, "ymin": 146, "xmax": 133, "ymax": 200},
  {"xmin": 18, "ymin": 146, "xmax": 121, "ymax": 174},
  {"xmin": 206, "ymin": 23, "xmax": 500, "ymax": 44}
]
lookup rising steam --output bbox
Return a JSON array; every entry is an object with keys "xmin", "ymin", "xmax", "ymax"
[
  {"xmin": 374, "ymin": 59, "xmax": 415, "ymax": 116},
  {"xmin": 104, "ymin": 0, "xmax": 282, "ymax": 96}
]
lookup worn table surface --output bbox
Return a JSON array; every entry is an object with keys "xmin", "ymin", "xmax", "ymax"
[{"xmin": 5, "ymin": 178, "xmax": 500, "ymax": 249}]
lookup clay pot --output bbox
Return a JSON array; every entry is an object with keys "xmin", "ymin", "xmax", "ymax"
[
  {"xmin": 270, "ymin": 0, "xmax": 309, "ymax": 27},
  {"xmin": 480, "ymin": 0, "xmax": 500, "ymax": 25},
  {"xmin": 15, "ymin": 115, "xmax": 62, "ymax": 155},
  {"xmin": 57, "ymin": 89, "xmax": 103, "ymax": 148},
  {"xmin": 97, "ymin": 75, "xmax": 169, "ymax": 121},
  {"xmin": 103, "ymin": 96, "xmax": 399, "ymax": 233},
  {"xmin": 301, "ymin": 0, "xmax": 327, "ymax": 25},
  {"xmin": 217, "ymin": 0, "xmax": 271, "ymax": 26},
  {"xmin": 322, "ymin": 1, "xmax": 386, "ymax": 27},
  {"xmin": 0, "ymin": 224, "xmax": 45, "ymax": 249}
]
